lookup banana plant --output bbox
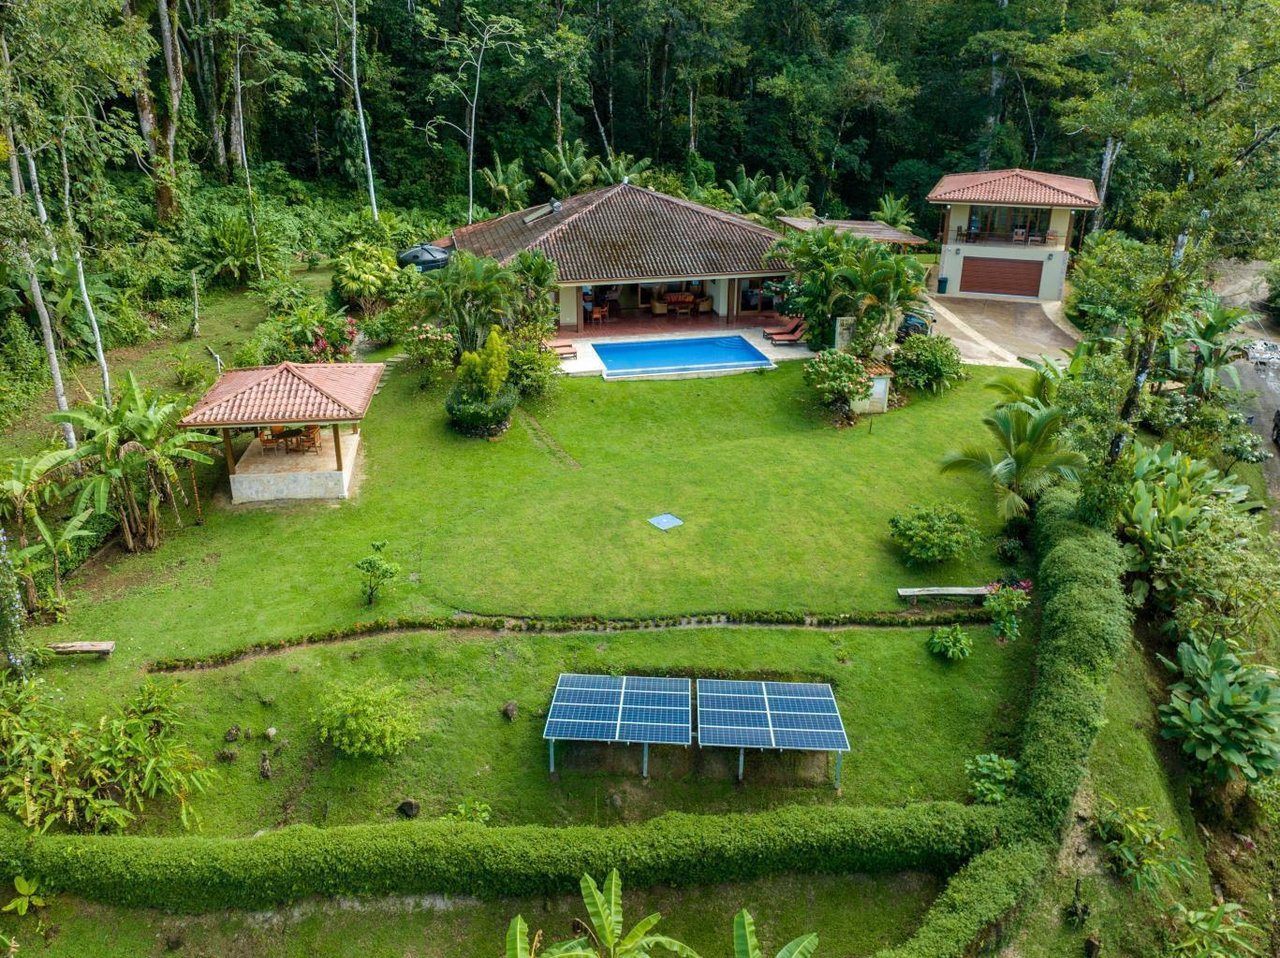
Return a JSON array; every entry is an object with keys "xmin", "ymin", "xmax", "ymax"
[
  {"xmin": 28, "ymin": 508, "xmax": 94, "ymax": 598},
  {"xmin": 506, "ymin": 870, "xmax": 699, "ymax": 958},
  {"xmin": 733, "ymin": 910, "xmax": 818, "ymax": 958}
]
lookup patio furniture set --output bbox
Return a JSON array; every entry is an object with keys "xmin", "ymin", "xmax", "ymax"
[
  {"xmin": 259, "ymin": 424, "xmax": 323, "ymax": 455},
  {"xmin": 762, "ymin": 316, "xmax": 808, "ymax": 345},
  {"xmin": 951, "ymin": 227, "xmax": 1059, "ymax": 245}
]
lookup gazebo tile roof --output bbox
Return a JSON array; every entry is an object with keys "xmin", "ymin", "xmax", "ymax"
[
  {"xmin": 450, "ymin": 183, "xmax": 786, "ymax": 283},
  {"xmin": 926, "ymin": 169, "xmax": 1099, "ymax": 208},
  {"xmin": 180, "ymin": 362, "xmax": 384, "ymax": 428}
]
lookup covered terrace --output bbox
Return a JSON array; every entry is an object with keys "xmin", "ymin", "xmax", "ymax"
[{"xmin": 181, "ymin": 361, "xmax": 384, "ymax": 504}]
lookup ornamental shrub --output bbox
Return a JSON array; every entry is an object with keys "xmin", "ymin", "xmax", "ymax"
[
  {"xmin": 926, "ymin": 625, "xmax": 972, "ymax": 662},
  {"xmin": 983, "ymin": 584, "xmax": 1029, "ymax": 641},
  {"xmin": 965, "ymin": 754, "xmax": 1018, "ymax": 805},
  {"xmin": 888, "ymin": 505, "xmax": 982, "ymax": 565},
  {"xmin": 447, "ymin": 326, "xmax": 517, "ymax": 436},
  {"xmin": 403, "ymin": 322, "xmax": 457, "ymax": 386},
  {"xmin": 354, "ymin": 541, "xmax": 399, "ymax": 606},
  {"xmin": 803, "ymin": 349, "xmax": 872, "ymax": 420},
  {"xmin": 332, "ymin": 241, "xmax": 400, "ymax": 314},
  {"xmin": 313, "ymin": 680, "xmax": 420, "ymax": 759},
  {"xmin": 892, "ymin": 335, "xmax": 965, "ymax": 393}
]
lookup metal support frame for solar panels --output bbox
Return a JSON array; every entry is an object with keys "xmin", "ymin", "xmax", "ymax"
[
  {"xmin": 542, "ymin": 673, "xmax": 691, "ymax": 778},
  {"xmin": 695, "ymin": 679, "xmax": 850, "ymax": 789}
]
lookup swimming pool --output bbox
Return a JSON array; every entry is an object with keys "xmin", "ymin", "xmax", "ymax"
[{"xmin": 593, "ymin": 335, "xmax": 776, "ymax": 380}]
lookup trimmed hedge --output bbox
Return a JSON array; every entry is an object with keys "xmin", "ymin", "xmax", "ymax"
[
  {"xmin": 148, "ymin": 608, "xmax": 993, "ymax": 671},
  {"xmin": 9, "ymin": 803, "xmax": 1007, "ymax": 912},
  {"xmin": 1018, "ymin": 487, "xmax": 1130, "ymax": 832},
  {"xmin": 874, "ymin": 842, "xmax": 1048, "ymax": 958}
]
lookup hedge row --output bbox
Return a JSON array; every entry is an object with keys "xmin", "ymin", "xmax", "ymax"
[
  {"xmin": 874, "ymin": 842, "xmax": 1049, "ymax": 958},
  {"xmin": 147, "ymin": 608, "xmax": 992, "ymax": 672},
  {"xmin": 9, "ymin": 803, "xmax": 1008, "ymax": 912},
  {"xmin": 1018, "ymin": 487, "xmax": 1131, "ymax": 833}
]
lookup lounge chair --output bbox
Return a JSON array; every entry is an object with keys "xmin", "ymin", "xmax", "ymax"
[
  {"xmin": 764, "ymin": 317, "xmax": 803, "ymax": 339},
  {"xmin": 543, "ymin": 339, "xmax": 578, "ymax": 360},
  {"xmin": 769, "ymin": 323, "xmax": 808, "ymax": 345}
]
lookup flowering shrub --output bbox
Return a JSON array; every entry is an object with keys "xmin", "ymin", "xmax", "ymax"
[
  {"xmin": 404, "ymin": 322, "xmax": 457, "ymax": 385},
  {"xmin": 803, "ymin": 349, "xmax": 872, "ymax": 421},
  {"xmin": 984, "ymin": 582, "xmax": 1030, "ymax": 641}
]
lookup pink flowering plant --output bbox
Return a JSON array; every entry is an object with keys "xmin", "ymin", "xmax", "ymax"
[
  {"xmin": 405, "ymin": 323, "xmax": 457, "ymax": 386},
  {"xmin": 803, "ymin": 349, "xmax": 872, "ymax": 423},
  {"xmin": 984, "ymin": 581, "xmax": 1031, "ymax": 641}
]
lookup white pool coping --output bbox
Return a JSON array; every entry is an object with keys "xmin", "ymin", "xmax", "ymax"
[{"xmin": 560, "ymin": 327, "xmax": 814, "ymax": 378}]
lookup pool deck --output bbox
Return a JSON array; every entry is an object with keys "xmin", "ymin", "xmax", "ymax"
[{"xmin": 560, "ymin": 327, "xmax": 814, "ymax": 377}]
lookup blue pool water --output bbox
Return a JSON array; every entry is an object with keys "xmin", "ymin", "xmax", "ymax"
[{"xmin": 593, "ymin": 335, "xmax": 775, "ymax": 379}]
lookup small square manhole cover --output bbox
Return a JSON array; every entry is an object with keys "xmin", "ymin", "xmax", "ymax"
[{"xmin": 648, "ymin": 513, "xmax": 684, "ymax": 531}]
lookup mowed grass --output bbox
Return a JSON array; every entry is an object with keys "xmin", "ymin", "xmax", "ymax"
[
  {"xmin": 37, "ymin": 360, "xmax": 1014, "ymax": 671},
  {"xmin": 0, "ymin": 871, "xmax": 942, "ymax": 958},
  {"xmin": 96, "ymin": 623, "xmax": 1034, "ymax": 836}
]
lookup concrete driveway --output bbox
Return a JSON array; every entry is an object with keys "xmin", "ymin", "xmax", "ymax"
[{"xmin": 926, "ymin": 296, "xmax": 1080, "ymax": 368}]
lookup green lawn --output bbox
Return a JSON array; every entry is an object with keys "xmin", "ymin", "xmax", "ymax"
[
  {"xmin": 1, "ymin": 871, "xmax": 942, "ymax": 958},
  {"xmin": 36, "ymin": 360, "xmax": 1014, "ymax": 671},
  {"xmin": 89, "ymin": 623, "xmax": 1034, "ymax": 836}
]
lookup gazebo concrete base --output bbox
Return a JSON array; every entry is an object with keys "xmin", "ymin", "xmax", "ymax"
[{"xmin": 230, "ymin": 432, "xmax": 361, "ymax": 503}]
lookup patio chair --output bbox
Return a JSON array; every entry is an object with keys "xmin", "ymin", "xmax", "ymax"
[
  {"xmin": 1044, "ymin": 230, "xmax": 1059, "ymax": 246},
  {"xmin": 1013, "ymin": 227, "xmax": 1028, "ymax": 244},
  {"xmin": 259, "ymin": 426, "xmax": 286, "ymax": 453},
  {"xmin": 769, "ymin": 323, "xmax": 808, "ymax": 344},
  {"xmin": 764, "ymin": 317, "xmax": 803, "ymax": 338},
  {"xmin": 295, "ymin": 426, "xmax": 321, "ymax": 455},
  {"xmin": 589, "ymin": 305, "xmax": 608, "ymax": 324}
]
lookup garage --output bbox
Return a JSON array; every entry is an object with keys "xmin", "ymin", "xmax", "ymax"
[{"xmin": 958, "ymin": 257, "xmax": 1043, "ymax": 297}]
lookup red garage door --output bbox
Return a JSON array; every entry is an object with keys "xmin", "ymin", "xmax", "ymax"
[{"xmin": 959, "ymin": 257, "xmax": 1043, "ymax": 297}]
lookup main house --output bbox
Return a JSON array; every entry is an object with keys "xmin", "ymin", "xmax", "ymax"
[
  {"xmin": 439, "ymin": 183, "xmax": 790, "ymax": 334},
  {"xmin": 927, "ymin": 169, "xmax": 1100, "ymax": 301}
]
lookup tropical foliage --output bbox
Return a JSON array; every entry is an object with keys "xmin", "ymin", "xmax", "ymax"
[{"xmin": 313, "ymin": 680, "xmax": 420, "ymax": 759}]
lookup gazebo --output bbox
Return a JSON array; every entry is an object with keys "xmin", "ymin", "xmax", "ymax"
[{"xmin": 181, "ymin": 361, "xmax": 384, "ymax": 503}]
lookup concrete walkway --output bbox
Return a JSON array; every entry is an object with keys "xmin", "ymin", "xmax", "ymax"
[{"xmin": 927, "ymin": 295, "xmax": 1079, "ymax": 368}]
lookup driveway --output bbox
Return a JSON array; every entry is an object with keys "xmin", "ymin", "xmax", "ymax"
[{"xmin": 926, "ymin": 295, "xmax": 1080, "ymax": 368}]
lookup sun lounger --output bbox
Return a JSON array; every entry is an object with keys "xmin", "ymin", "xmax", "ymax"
[
  {"xmin": 544, "ymin": 339, "xmax": 578, "ymax": 360},
  {"xmin": 763, "ymin": 317, "xmax": 803, "ymax": 338},
  {"xmin": 769, "ymin": 324, "xmax": 808, "ymax": 344}
]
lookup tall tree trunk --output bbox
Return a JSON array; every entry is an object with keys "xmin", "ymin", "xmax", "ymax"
[
  {"xmin": 22, "ymin": 148, "xmax": 57, "ymax": 260},
  {"xmin": 465, "ymin": 42, "xmax": 485, "ymax": 224},
  {"xmin": 20, "ymin": 246, "xmax": 76, "ymax": 449},
  {"xmin": 687, "ymin": 82, "xmax": 696, "ymax": 155},
  {"xmin": 58, "ymin": 139, "xmax": 111, "ymax": 405},
  {"xmin": 124, "ymin": 0, "xmax": 182, "ymax": 222},
  {"xmin": 182, "ymin": 0, "xmax": 226, "ymax": 170},
  {"xmin": 978, "ymin": 0, "xmax": 1009, "ymax": 171},
  {"xmin": 0, "ymin": 34, "xmax": 23, "ymax": 197},
  {"xmin": 1092, "ymin": 136, "xmax": 1122, "ymax": 232},
  {"xmin": 232, "ymin": 41, "xmax": 264, "ymax": 280},
  {"xmin": 349, "ymin": 0, "xmax": 379, "ymax": 222}
]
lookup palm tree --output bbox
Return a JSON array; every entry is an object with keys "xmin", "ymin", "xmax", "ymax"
[
  {"xmin": 539, "ymin": 139, "xmax": 599, "ymax": 196},
  {"xmin": 830, "ymin": 244, "xmax": 928, "ymax": 354},
  {"xmin": 481, "ymin": 152, "xmax": 533, "ymax": 213},
  {"xmin": 597, "ymin": 151, "xmax": 652, "ymax": 186},
  {"xmin": 0, "ymin": 449, "xmax": 74, "ymax": 609},
  {"xmin": 725, "ymin": 166, "xmax": 775, "ymax": 220},
  {"xmin": 52, "ymin": 373, "xmax": 215, "ymax": 552},
  {"xmin": 985, "ymin": 347, "xmax": 1095, "ymax": 408},
  {"xmin": 870, "ymin": 193, "xmax": 915, "ymax": 232},
  {"xmin": 420, "ymin": 250, "xmax": 520, "ymax": 353},
  {"xmin": 941, "ymin": 405, "xmax": 1087, "ymax": 520},
  {"xmin": 770, "ymin": 174, "xmax": 814, "ymax": 219},
  {"xmin": 732, "ymin": 910, "xmax": 818, "ymax": 958},
  {"xmin": 505, "ymin": 870, "xmax": 698, "ymax": 958}
]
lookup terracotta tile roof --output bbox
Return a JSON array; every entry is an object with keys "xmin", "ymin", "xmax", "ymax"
[
  {"xmin": 450, "ymin": 184, "xmax": 786, "ymax": 284},
  {"xmin": 777, "ymin": 216, "xmax": 927, "ymax": 245},
  {"xmin": 926, "ymin": 169, "xmax": 1099, "ymax": 208},
  {"xmin": 180, "ymin": 362, "xmax": 384, "ymax": 428},
  {"xmin": 865, "ymin": 362, "xmax": 894, "ymax": 377}
]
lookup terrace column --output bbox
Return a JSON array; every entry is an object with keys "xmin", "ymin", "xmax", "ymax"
[
  {"xmin": 332, "ymin": 425, "xmax": 344, "ymax": 472},
  {"xmin": 222, "ymin": 429, "xmax": 236, "ymax": 476}
]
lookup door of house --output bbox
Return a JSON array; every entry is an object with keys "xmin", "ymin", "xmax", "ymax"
[{"xmin": 958, "ymin": 257, "xmax": 1043, "ymax": 297}]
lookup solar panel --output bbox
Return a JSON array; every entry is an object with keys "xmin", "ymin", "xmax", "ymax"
[
  {"xmin": 543, "ymin": 673, "xmax": 691, "ymax": 746},
  {"xmin": 695, "ymin": 679, "xmax": 849, "ymax": 752}
]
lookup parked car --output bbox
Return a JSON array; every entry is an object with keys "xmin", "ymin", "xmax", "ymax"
[{"xmin": 895, "ymin": 312, "xmax": 933, "ymax": 342}]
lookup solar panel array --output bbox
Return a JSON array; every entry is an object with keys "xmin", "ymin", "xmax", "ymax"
[
  {"xmin": 543, "ymin": 673, "xmax": 692, "ymax": 745},
  {"xmin": 696, "ymin": 679, "xmax": 849, "ymax": 752}
]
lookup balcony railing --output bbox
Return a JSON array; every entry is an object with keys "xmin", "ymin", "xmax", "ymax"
[{"xmin": 945, "ymin": 227, "xmax": 1065, "ymax": 250}]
